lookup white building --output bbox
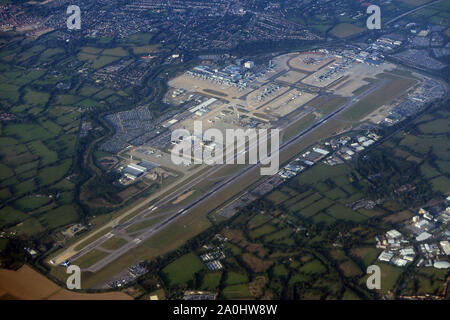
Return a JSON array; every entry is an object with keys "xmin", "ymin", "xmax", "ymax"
[
  {"xmin": 440, "ymin": 241, "xmax": 450, "ymax": 255},
  {"xmin": 378, "ymin": 250, "xmax": 394, "ymax": 262},
  {"xmin": 416, "ymin": 232, "xmax": 432, "ymax": 242},
  {"xmin": 433, "ymin": 261, "xmax": 450, "ymax": 269},
  {"xmin": 244, "ymin": 61, "xmax": 254, "ymax": 69},
  {"xmin": 386, "ymin": 229, "xmax": 402, "ymax": 239}
]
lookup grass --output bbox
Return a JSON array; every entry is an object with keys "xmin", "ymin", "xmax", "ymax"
[
  {"xmin": 290, "ymin": 193, "xmax": 322, "ymax": 211},
  {"xmin": 161, "ymin": 253, "xmax": 205, "ymax": 287},
  {"xmin": 126, "ymin": 32, "xmax": 155, "ymax": 45},
  {"xmin": 266, "ymin": 190, "xmax": 291, "ymax": 205},
  {"xmin": 222, "ymin": 284, "xmax": 251, "ymax": 299},
  {"xmin": 297, "ymin": 198, "xmax": 334, "ymax": 217},
  {"xmin": 247, "ymin": 214, "xmax": 273, "ymax": 229},
  {"xmin": 74, "ymin": 227, "xmax": 113, "ymax": 251},
  {"xmin": 361, "ymin": 262, "xmax": 404, "ymax": 295},
  {"xmin": 125, "ymin": 216, "xmax": 166, "ymax": 234},
  {"xmin": 81, "ymin": 47, "xmax": 102, "ymax": 54},
  {"xmin": 248, "ymin": 224, "xmax": 278, "ymax": 239},
  {"xmin": 326, "ymin": 204, "xmax": 368, "ymax": 222},
  {"xmin": 296, "ymin": 163, "xmax": 351, "ymax": 184},
  {"xmin": 72, "ymin": 250, "xmax": 109, "ymax": 269},
  {"xmin": 79, "ymin": 85, "xmax": 102, "ymax": 97},
  {"xmin": 7, "ymin": 218, "xmax": 45, "ymax": 236},
  {"xmin": 420, "ymin": 163, "xmax": 441, "ymax": 179},
  {"xmin": 0, "ymin": 83, "xmax": 20, "ymax": 103},
  {"xmin": 326, "ymin": 187, "xmax": 348, "ymax": 200},
  {"xmin": 339, "ymin": 260, "xmax": 363, "ymax": 277},
  {"xmin": 313, "ymin": 96, "xmax": 347, "ymax": 115},
  {"xmin": 200, "ymin": 272, "xmax": 222, "ymax": 291},
  {"xmin": 40, "ymin": 120, "xmax": 62, "ymax": 135},
  {"xmin": 273, "ymin": 264, "xmax": 289, "ymax": 277},
  {"xmin": 282, "ymin": 114, "xmax": 316, "ymax": 142},
  {"xmin": 330, "ymin": 23, "xmax": 365, "ymax": 38},
  {"xmin": 13, "ymin": 196, "xmax": 52, "ymax": 212},
  {"xmin": 400, "ymin": 135, "xmax": 449, "ymax": 161},
  {"xmin": 132, "ymin": 45, "xmax": 160, "ymax": 55},
  {"xmin": 0, "ymin": 206, "xmax": 28, "ymax": 228},
  {"xmin": 91, "ymin": 55, "xmax": 121, "ymax": 69},
  {"xmin": 37, "ymin": 159, "xmax": 72, "ymax": 186},
  {"xmin": 342, "ymin": 289, "xmax": 360, "ymax": 300},
  {"xmin": 27, "ymin": 140, "xmax": 58, "ymax": 166},
  {"xmin": 312, "ymin": 212, "xmax": 336, "ymax": 225},
  {"xmin": 4, "ymin": 124, "xmax": 52, "ymax": 143},
  {"xmin": 93, "ymin": 89, "xmax": 115, "ymax": 100},
  {"xmin": 288, "ymin": 273, "xmax": 308, "ymax": 286},
  {"xmin": 0, "ymin": 188, "xmax": 11, "ymax": 200},
  {"xmin": 13, "ymin": 179, "xmax": 36, "ymax": 196},
  {"xmin": 24, "ymin": 89, "xmax": 49, "ymax": 106},
  {"xmin": 40, "ymin": 48, "xmax": 64, "ymax": 61},
  {"xmin": 398, "ymin": 0, "xmax": 432, "ymax": 6},
  {"xmin": 264, "ymin": 228, "xmax": 292, "ymax": 242},
  {"xmin": 430, "ymin": 176, "xmax": 450, "ymax": 194},
  {"xmin": 418, "ymin": 119, "xmax": 449, "ymax": 134},
  {"xmin": 38, "ymin": 205, "xmax": 79, "ymax": 230},
  {"xmin": 0, "ymin": 163, "xmax": 14, "ymax": 180},
  {"xmin": 56, "ymin": 94, "xmax": 82, "ymax": 105},
  {"xmin": 299, "ymin": 260, "xmax": 326, "ymax": 274},
  {"xmin": 101, "ymin": 237, "xmax": 128, "ymax": 250},
  {"xmin": 225, "ymin": 272, "xmax": 248, "ymax": 285},
  {"xmin": 102, "ymin": 47, "xmax": 129, "ymax": 57}
]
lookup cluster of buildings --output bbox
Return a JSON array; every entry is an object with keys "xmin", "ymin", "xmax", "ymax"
[
  {"xmin": 183, "ymin": 291, "xmax": 217, "ymax": 300},
  {"xmin": 393, "ymin": 49, "xmax": 447, "ymax": 71},
  {"xmin": 107, "ymin": 263, "xmax": 148, "ymax": 289},
  {"xmin": 120, "ymin": 160, "xmax": 159, "ymax": 182},
  {"xmin": 278, "ymin": 163, "xmax": 304, "ymax": 180},
  {"xmin": 79, "ymin": 121, "xmax": 93, "ymax": 138},
  {"xmin": 324, "ymin": 133, "xmax": 381, "ymax": 165},
  {"xmin": 315, "ymin": 56, "xmax": 355, "ymax": 82},
  {"xmin": 0, "ymin": 113, "xmax": 17, "ymax": 122},
  {"xmin": 61, "ymin": 223, "xmax": 86, "ymax": 238},
  {"xmin": 187, "ymin": 97, "xmax": 217, "ymax": 117},
  {"xmin": 381, "ymin": 78, "xmax": 445, "ymax": 127},
  {"xmin": 199, "ymin": 247, "xmax": 226, "ymax": 271},
  {"xmin": 376, "ymin": 229, "xmax": 415, "ymax": 267},
  {"xmin": 375, "ymin": 36, "xmax": 403, "ymax": 51},
  {"xmin": 187, "ymin": 60, "xmax": 269, "ymax": 91},
  {"xmin": 376, "ymin": 199, "xmax": 450, "ymax": 269}
]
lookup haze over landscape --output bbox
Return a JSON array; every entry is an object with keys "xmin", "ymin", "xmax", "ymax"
[{"xmin": 0, "ymin": 0, "xmax": 449, "ymax": 302}]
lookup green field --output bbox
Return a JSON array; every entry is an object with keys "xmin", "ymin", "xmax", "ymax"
[
  {"xmin": 222, "ymin": 284, "xmax": 252, "ymax": 299},
  {"xmin": 200, "ymin": 272, "xmax": 222, "ymax": 291},
  {"xmin": 330, "ymin": 23, "xmax": 365, "ymax": 38},
  {"xmin": 101, "ymin": 237, "xmax": 128, "ymax": 250},
  {"xmin": 161, "ymin": 253, "xmax": 205, "ymax": 287},
  {"xmin": 38, "ymin": 205, "xmax": 79, "ymax": 230},
  {"xmin": 225, "ymin": 272, "xmax": 248, "ymax": 285}
]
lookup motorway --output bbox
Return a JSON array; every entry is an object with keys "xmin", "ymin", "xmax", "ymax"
[
  {"xmin": 80, "ymin": 77, "xmax": 389, "ymax": 273},
  {"xmin": 386, "ymin": 0, "xmax": 442, "ymax": 25}
]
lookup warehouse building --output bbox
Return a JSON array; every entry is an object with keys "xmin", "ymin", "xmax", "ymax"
[{"xmin": 123, "ymin": 163, "xmax": 147, "ymax": 180}]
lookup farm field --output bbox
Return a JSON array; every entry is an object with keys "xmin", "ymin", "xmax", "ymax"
[
  {"xmin": 330, "ymin": 23, "xmax": 365, "ymax": 38},
  {"xmin": 0, "ymin": 265, "xmax": 132, "ymax": 300},
  {"xmin": 0, "ymin": 33, "xmax": 142, "ymax": 245}
]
